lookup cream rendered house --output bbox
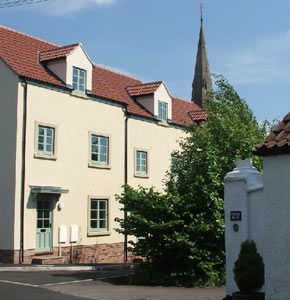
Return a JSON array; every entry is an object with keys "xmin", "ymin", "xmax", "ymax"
[{"xmin": 0, "ymin": 26, "xmax": 207, "ymax": 264}]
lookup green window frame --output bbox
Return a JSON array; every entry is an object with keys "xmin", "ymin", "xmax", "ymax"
[
  {"xmin": 136, "ymin": 150, "xmax": 148, "ymax": 175},
  {"xmin": 90, "ymin": 199, "xmax": 108, "ymax": 232},
  {"xmin": 171, "ymin": 153, "xmax": 178, "ymax": 172},
  {"xmin": 72, "ymin": 67, "xmax": 86, "ymax": 93},
  {"xmin": 158, "ymin": 100, "xmax": 168, "ymax": 122},
  {"xmin": 91, "ymin": 135, "xmax": 109, "ymax": 165},
  {"xmin": 38, "ymin": 125, "xmax": 55, "ymax": 155}
]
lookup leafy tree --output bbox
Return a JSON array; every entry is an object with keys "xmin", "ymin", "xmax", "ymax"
[{"xmin": 116, "ymin": 76, "xmax": 268, "ymax": 287}]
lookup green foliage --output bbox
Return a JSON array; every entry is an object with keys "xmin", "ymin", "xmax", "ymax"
[
  {"xmin": 115, "ymin": 184, "xmax": 224, "ymax": 287},
  {"xmin": 204, "ymin": 75, "xmax": 265, "ymax": 173},
  {"xmin": 116, "ymin": 75, "xmax": 269, "ymax": 287},
  {"xmin": 233, "ymin": 240, "xmax": 264, "ymax": 293}
]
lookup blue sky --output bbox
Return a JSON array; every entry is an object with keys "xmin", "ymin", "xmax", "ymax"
[{"xmin": 1, "ymin": 0, "xmax": 289, "ymax": 121}]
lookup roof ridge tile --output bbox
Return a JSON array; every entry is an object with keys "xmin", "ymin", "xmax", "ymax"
[
  {"xmin": 0, "ymin": 25, "xmax": 59, "ymax": 47},
  {"xmin": 127, "ymin": 81, "xmax": 163, "ymax": 88},
  {"xmin": 40, "ymin": 43, "xmax": 80, "ymax": 54},
  {"xmin": 94, "ymin": 64, "xmax": 141, "ymax": 81}
]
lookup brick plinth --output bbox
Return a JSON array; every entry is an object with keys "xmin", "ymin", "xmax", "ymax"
[
  {"xmin": 0, "ymin": 250, "xmax": 17, "ymax": 264},
  {"xmin": 0, "ymin": 242, "xmax": 126, "ymax": 264}
]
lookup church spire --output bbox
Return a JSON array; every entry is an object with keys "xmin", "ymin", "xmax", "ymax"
[{"xmin": 191, "ymin": 5, "xmax": 212, "ymax": 107}]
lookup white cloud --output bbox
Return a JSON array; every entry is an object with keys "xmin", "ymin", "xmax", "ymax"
[
  {"xmin": 222, "ymin": 31, "xmax": 290, "ymax": 85},
  {"xmin": 45, "ymin": 0, "xmax": 115, "ymax": 15}
]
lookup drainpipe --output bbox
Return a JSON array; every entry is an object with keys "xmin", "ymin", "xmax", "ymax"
[
  {"xmin": 124, "ymin": 105, "xmax": 129, "ymax": 262},
  {"xmin": 19, "ymin": 80, "xmax": 28, "ymax": 264}
]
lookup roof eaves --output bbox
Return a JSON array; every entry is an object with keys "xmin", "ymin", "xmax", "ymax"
[
  {"xmin": 0, "ymin": 57, "xmax": 18, "ymax": 76},
  {"xmin": 19, "ymin": 75, "xmax": 127, "ymax": 108},
  {"xmin": 254, "ymin": 146, "xmax": 290, "ymax": 157}
]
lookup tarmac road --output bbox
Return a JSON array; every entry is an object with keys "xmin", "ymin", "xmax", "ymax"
[
  {"xmin": 0, "ymin": 270, "xmax": 226, "ymax": 300},
  {"xmin": 0, "ymin": 281, "xmax": 88, "ymax": 300}
]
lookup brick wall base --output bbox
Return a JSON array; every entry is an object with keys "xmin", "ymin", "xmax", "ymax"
[
  {"xmin": 0, "ymin": 250, "xmax": 18, "ymax": 264},
  {"xmin": 0, "ymin": 242, "xmax": 128, "ymax": 264},
  {"xmin": 53, "ymin": 242, "xmax": 126, "ymax": 264}
]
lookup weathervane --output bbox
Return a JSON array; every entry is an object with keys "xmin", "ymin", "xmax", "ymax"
[{"xmin": 200, "ymin": 3, "xmax": 203, "ymax": 23}]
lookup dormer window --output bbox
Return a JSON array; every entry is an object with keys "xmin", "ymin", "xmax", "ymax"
[
  {"xmin": 158, "ymin": 100, "xmax": 168, "ymax": 122},
  {"xmin": 127, "ymin": 82, "xmax": 172, "ymax": 122},
  {"xmin": 72, "ymin": 67, "xmax": 86, "ymax": 93}
]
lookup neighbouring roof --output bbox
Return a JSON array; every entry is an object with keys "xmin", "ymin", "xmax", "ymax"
[
  {"xmin": 255, "ymin": 112, "xmax": 290, "ymax": 156},
  {"xmin": 40, "ymin": 43, "xmax": 79, "ymax": 62},
  {"xmin": 188, "ymin": 109, "xmax": 208, "ymax": 122},
  {"xmin": 0, "ymin": 25, "xmax": 204, "ymax": 126}
]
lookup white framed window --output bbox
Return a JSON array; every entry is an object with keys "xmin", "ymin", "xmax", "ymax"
[
  {"xmin": 89, "ymin": 133, "xmax": 110, "ymax": 168},
  {"xmin": 35, "ymin": 122, "xmax": 57, "ymax": 160},
  {"xmin": 158, "ymin": 100, "xmax": 168, "ymax": 122},
  {"xmin": 135, "ymin": 150, "xmax": 148, "ymax": 177},
  {"xmin": 171, "ymin": 153, "xmax": 178, "ymax": 171},
  {"xmin": 89, "ymin": 198, "xmax": 109, "ymax": 234},
  {"xmin": 72, "ymin": 67, "xmax": 86, "ymax": 93},
  {"xmin": 171, "ymin": 153, "xmax": 178, "ymax": 180}
]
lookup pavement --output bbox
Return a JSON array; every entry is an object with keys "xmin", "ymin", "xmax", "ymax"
[
  {"xmin": 0, "ymin": 268, "xmax": 226, "ymax": 300},
  {"xmin": 0, "ymin": 263, "xmax": 132, "ymax": 272}
]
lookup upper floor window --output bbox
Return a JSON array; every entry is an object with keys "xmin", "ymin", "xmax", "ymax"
[
  {"xmin": 36, "ymin": 124, "xmax": 56, "ymax": 158},
  {"xmin": 72, "ymin": 67, "xmax": 86, "ymax": 93},
  {"xmin": 90, "ymin": 134, "xmax": 109, "ymax": 167},
  {"xmin": 158, "ymin": 101, "xmax": 168, "ymax": 122},
  {"xmin": 89, "ymin": 198, "xmax": 109, "ymax": 233},
  {"xmin": 135, "ymin": 150, "xmax": 148, "ymax": 177}
]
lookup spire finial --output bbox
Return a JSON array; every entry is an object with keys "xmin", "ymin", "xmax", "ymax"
[{"xmin": 200, "ymin": 3, "xmax": 203, "ymax": 23}]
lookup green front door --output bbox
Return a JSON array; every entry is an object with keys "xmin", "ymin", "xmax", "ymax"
[{"xmin": 36, "ymin": 198, "xmax": 52, "ymax": 252}]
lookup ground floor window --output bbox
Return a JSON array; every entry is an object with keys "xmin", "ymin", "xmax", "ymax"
[{"xmin": 89, "ymin": 198, "xmax": 109, "ymax": 234}]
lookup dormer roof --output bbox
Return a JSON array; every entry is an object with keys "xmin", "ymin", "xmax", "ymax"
[
  {"xmin": 0, "ymin": 25, "xmax": 205, "ymax": 127},
  {"xmin": 39, "ymin": 43, "xmax": 79, "ymax": 62},
  {"xmin": 127, "ymin": 81, "xmax": 163, "ymax": 97}
]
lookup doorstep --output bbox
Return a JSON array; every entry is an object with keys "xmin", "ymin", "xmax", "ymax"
[{"xmin": 32, "ymin": 255, "xmax": 63, "ymax": 265}]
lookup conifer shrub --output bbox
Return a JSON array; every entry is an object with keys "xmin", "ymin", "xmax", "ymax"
[{"xmin": 233, "ymin": 240, "xmax": 264, "ymax": 293}]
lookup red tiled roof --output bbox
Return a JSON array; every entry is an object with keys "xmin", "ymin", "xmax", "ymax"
[
  {"xmin": 172, "ymin": 97, "xmax": 205, "ymax": 125},
  {"xmin": 255, "ymin": 112, "xmax": 290, "ymax": 156},
  {"xmin": 188, "ymin": 110, "xmax": 208, "ymax": 122},
  {"xmin": 40, "ymin": 43, "xmax": 79, "ymax": 62},
  {"xmin": 0, "ymin": 25, "xmax": 203, "ymax": 126},
  {"xmin": 127, "ymin": 81, "xmax": 162, "ymax": 97}
]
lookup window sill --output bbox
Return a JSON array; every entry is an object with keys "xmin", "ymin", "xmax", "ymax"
[
  {"xmin": 34, "ymin": 153, "xmax": 57, "ymax": 161},
  {"xmin": 134, "ymin": 173, "xmax": 149, "ymax": 179},
  {"xmin": 87, "ymin": 231, "xmax": 110, "ymax": 237},
  {"xmin": 71, "ymin": 90, "xmax": 88, "ymax": 99},
  {"xmin": 157, "ymin": 120, "xmax": 169, "ymax": 127},
  {"xmin": 88, "ymin": 162, "xmax": 111, "ymax": 169}
]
